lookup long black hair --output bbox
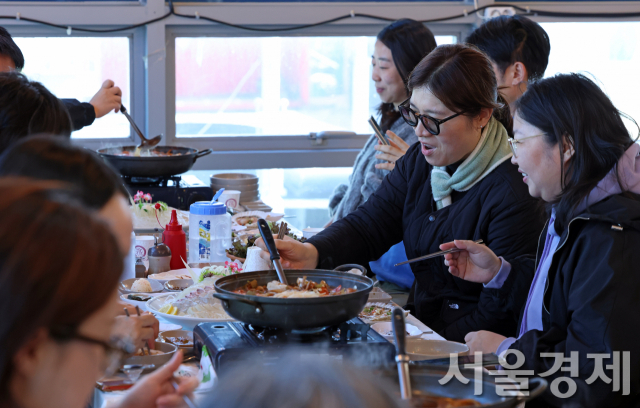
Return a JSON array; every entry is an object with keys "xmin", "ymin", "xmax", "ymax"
[
  {"xmin": 0, "ymin": 179, "xmax": 123, "ymax": 406},
  {"xmin": 515, "ymin": 73, "xmax": 637, "ymax": 230},
  {"xmin": 376, "ymin": 19, "xmax": 437, "ymax": 132}
]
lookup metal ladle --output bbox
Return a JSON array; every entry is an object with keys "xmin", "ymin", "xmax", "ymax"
[{"xmin": 120, "ymin": 104, "xmax": 162, "ymax": 149}]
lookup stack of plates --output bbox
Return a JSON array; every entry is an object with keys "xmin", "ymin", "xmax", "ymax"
[
  {"xmin": 242, "ymin": 200, "xmax": 272, "ymax": 212},
  {"xmin": 210, "ymin": 173, "xmax": 259, "ymax": 203}
]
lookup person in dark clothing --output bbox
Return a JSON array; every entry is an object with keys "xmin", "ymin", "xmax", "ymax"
[
  {"xmin": 466, "ymin": 15, "xmax": 550, "ymax": 113},
  {"xmin": 0, "ymin": 26, "xmax": 122, "ymax": 131},
  {"xmin": 442, "ymin": 73, "xmax": 640, "ymax": 407},
  {"xmin": 256, "ymin": 44, "xmax": 545, "ymax": 342},
  {"xmin": 0, "ymin": 72, "xmax": 72, "ymax": 154}
]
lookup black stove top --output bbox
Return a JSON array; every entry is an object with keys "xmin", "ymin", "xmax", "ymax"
[
  {"xmin": 194, "ymin": 318, "xmax": 396, "ymax": 375},
  {"xmin": 122, "ymin": 175, "xmax": 183, "ymax": 187},
  {"xmin": 122, "ymin": 174, "xmax": 213, "ymax": 211}
]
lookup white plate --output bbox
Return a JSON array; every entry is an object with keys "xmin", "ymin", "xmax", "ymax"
[
  {"xmin": 148, "ymin": 268, "xmax": 201, "ymax": 285},
  {"xmin": 371, "ymin": 322, "xmax": 423, "ymax": 340},
  {"xmin": 146, "ymin": 294, "xmax": 234, "ymax": 330},
  {"xmin": 405, "ymin": 339, "xmax": 469, "ymax": 361},
  {"xmin": 120, "ymin": 278, "xmax": 164, "ymax": 294},
  {"xmin": 159, "ymin": 323, "xmax": 183, "ymax": 331},
  {"xmin": 265, "ymin": 212, "xmax": 284, "ymax": 222},
  {"xmin": 120, "ymin": 292, "xmax": 163, "ymax": 311}
]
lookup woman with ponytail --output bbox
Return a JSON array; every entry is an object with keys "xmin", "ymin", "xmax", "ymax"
[
  {"xmin": 328, "ymin": 19, "xmax": 436, "ymax": 223},
  {"xmin": 258, "ymin": 44, "xmax": 545, "ymax": 342}
]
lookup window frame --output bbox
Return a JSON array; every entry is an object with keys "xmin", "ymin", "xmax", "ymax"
[
  {"xmin": 3, "ymin": 23, "xmax": 146, "ymax": 148},
  {"xmin": 2, "ymin": 0, "xmax": 640, "ymax": 169},
  {"xmin": 165, "ymin": 24, "xmax": 466, "ymax": 169}
]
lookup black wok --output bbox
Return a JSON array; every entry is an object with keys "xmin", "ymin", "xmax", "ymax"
[
  {"xmin": 380, "ymin": 365, "xmax": 547, "ymax": 408},
  {"xmin": 97, "ymin": 146, "xmax": 212, "ymax": 177},
  {"xmin": 213, "ymin": 268, "xmax": 374, "ymax": 330}
]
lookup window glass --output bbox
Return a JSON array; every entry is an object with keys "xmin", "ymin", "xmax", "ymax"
[
  {"xmin": 14, "ymin": 37, "xmax": 131, "ymax": 139},
  {"xmin": 192, "ymin": 167, "xmax": 352, "ymax": 228},
  {"xmin": 541, "ymin": 22, "xmax": 640, "ymax": 134},
  {"xmin": 175, "ymin": 35, "xmax": 456, "ymax": 137}
]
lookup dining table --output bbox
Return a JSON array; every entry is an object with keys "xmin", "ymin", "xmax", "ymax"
[{"xmin": 93, "ymin": 290, "xmax": 443, "ymax": 408}]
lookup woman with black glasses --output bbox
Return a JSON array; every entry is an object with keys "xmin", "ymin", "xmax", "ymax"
[
  {"xmin": 0, "ymin": 179, "xmax": 197, "ymax": 408},
  {"xmin": 257, "ymin": 44, "xmax": 545, "ymax": 342}
]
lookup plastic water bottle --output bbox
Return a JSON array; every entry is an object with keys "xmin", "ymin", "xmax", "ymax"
[
  {"xmin": 121, "ymin": 231, "xmax": 137, "ymax": 280},
  {"xmin": 188, "ymin": 201, "xmax": 231, "ymax": 263}
]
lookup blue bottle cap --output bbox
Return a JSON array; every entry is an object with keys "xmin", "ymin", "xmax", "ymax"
[{"xmin": 190, "ymin": 201, "xmax": 226, "ymax": 215}]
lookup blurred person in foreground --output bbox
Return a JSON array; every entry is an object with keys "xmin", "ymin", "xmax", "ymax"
[
  {"xmin": 466, "ymin": 15, "xmax": 550, "ymax": 113},
  {"xmin": 0, "ymin": 25, "xmax": 122, "ymax": 131},
  {"xmin": 203, "ymin": 358, "xmax": 405, "ymax": 408},
  {"xmin": 0, "ymin": 136, "xmax": 157, "ymax": 353},
  {"xmin": 0, "ymin": 179, "xmax": 197, "ymax": 408}
]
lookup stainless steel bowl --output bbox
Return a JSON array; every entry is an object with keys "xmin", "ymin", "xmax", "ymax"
[
  {"xmin": 164, "ymin": 278, "xmax": 194, "ymax": 292},
  {"xmin": 123, "ymin": 342, "xmax": 178, "ymax": 371}
]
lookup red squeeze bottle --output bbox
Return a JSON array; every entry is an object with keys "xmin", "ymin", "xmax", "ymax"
[{"xmin": 163, "ymin": 210, "xmax": 187, "ymax": 270}]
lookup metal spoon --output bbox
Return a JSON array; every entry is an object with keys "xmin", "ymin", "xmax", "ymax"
[
  {"xmin": 120, "ymin": 104, "xmax": 162, "ymax": 149},
  {"xmin": 392, "ymin": 308, "xmax": 412, "ymax": 400}
]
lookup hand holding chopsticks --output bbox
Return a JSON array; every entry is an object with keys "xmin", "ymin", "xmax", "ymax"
[
  {"xmin": 122, "ymin": 305, "xmax": 158, "ymax": 355},
  {"xmin": 117, "ymin": 350, "xmax": 200, "ymax": 408},
  {"xmin": 439, "ymin": 239, "xmax": 503, "ymax": 285}
]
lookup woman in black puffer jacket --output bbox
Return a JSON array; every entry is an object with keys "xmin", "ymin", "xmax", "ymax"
[{"xmin": 256, "ymin": 44, "xmax": 546, "ymax": 342}]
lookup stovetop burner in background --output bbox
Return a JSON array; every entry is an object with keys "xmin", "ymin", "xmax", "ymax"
[
  {"xmin": 122, "ymin": 175, "xmax": 183, "ymax": 187},
  {"xmin": 122, "ymin": 174, "xmax": 213, "ymax": 211},
  {"xmin": 194, "ymin": 318, "xmax": 396, "ymax": 375}
]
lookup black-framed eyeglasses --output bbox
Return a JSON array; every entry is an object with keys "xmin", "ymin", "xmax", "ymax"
[
  {"xmin": 51, "ymin": 328, "xmax": 126, "ymax": 377},
  {"xmin": 398, "ymin": 98, "xmax": 465, "ymax": 135}
]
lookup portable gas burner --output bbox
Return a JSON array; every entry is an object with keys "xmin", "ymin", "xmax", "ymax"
[
  {"xmin": 194, "ymin": 318, "xmax": 396, "ymax": 376},
  {"xmin": 122, "ymin": 174, "xmax": 213, "ymax": 210}
]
